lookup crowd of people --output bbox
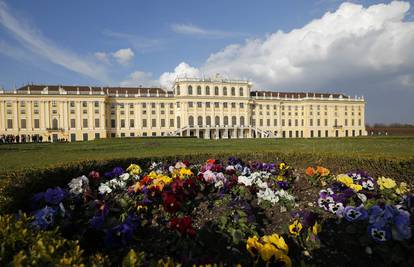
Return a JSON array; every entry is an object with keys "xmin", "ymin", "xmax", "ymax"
[{"xmin": 1, "ymin": 134, "xmax": 43, "ymax": 144}]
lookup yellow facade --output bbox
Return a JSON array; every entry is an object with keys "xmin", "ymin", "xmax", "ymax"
[{"xmin": 0, "ymin": 77, "xmax": 366, "ymax": 141}]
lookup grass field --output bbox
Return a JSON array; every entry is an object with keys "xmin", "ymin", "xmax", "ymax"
[{"xmin": 0, "ymin": 136, "xmax": 413, "ymax": 174}]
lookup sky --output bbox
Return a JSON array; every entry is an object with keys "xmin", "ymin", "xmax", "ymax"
[{"xmin": 0, "ymin": 0, "xmax": 413, "ymax": 124}]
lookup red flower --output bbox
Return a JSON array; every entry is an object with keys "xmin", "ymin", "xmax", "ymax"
[
  {"xmin": 169, "ymin": 216, "xmax": 196, "ymax": 237},
  {"xmin": 162, "ymin": 192, "xmax": 181, "ymax": 213},
  {"xmin": 88, "ymin": 171, "xmax": 101, "ymax": 182},
  {"xmin": 182, "ymin": 160, "xmax": 190, "ymax": 167}
]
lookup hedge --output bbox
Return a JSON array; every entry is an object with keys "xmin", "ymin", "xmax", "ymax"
[{"xmin": 1, "ymin": 151, "xmax": 413, "ymax": 214}]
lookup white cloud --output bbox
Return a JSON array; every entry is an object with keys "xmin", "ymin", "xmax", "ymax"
[
  {"xmin": 94, "ymin": 52, "xmax": 110, "ymax": 64},
  {"xmin": 159, "ymin": 62, "xmax": 201, "ymax": 89},
  {"xmin": 102, "ymin": 29, "xmax": 163, "ymax": 52},
  {"xmin": 120, "ymin": 71, "xmax": 159, "ymax": 87},
  {"xmin": 171, "ymin": 23, "xmax": 245, "ymax": 38},
  {"xmin": 163, "ymin": 1, "xmax": 414, "ymax": 91},
  {"xmin": 0, "ymin": 1, "xmax": 110, "ymax": 83},
  {"xmin": 112, "ymin": 48, "xmax": 134, "ymax": 65}
]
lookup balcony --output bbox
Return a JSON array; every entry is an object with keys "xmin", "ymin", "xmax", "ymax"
[
  {"xmin": 332, "ymin": 125, "xmax": 343, "ymax": 129},
  {"xmin": 46, "ymin": 127, "xmax": 64, "ymax": 132}
]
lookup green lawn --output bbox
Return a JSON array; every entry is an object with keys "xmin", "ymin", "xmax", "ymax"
[{"xmin": 0, "ymin": 136, "xmax": 413, "ymax": 173}]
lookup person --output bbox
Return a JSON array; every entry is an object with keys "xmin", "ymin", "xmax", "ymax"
[
  {"xmin": 39, "ymin": 136, "xmax": 43, "ymax": 142},
  {"xmin": 16, "ymin": 135, "xmax": 20, "ymax": 143}
]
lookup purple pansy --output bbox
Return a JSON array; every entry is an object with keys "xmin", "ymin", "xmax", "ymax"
[
  {"xmin": 343, "ymin": 206, "xmax": 368, "ymax": 222},
  {"xmin": 32, "ymin": 206, "xmax": 56, "ymax": 230},
  {"xmin": 44, "ymin": 187, "xmax": 66, "ymax": 205}
]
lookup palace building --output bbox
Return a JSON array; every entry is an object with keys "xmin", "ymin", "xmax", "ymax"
[{"xmin": 0, "ymin": 77, "xmax": 366, "ymax": 142}]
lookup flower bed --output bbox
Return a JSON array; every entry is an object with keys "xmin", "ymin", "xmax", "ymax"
[{"xmin": 1, "ymin": 157, "xmax": 414, "ymax": 266}]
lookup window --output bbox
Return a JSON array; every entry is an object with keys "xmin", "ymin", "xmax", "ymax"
[
  {"xmin": 260, "ymin": 119, "xmax": 263, "ymax": 126},
  {"xmin": 142, "ymin": 119, "xmax": 147, "ymax": 128},
  {"xmin": 83, "ymin": 119, "xmax": 88, "ymax": 128},
  {"xmin": 325, "ymin": 119, "xmax": 328, "ymax": 126},
  {"xmin": 206, "ymin": 116, "xmax": 211, "ymax": 126},
  {"xmin": 7, "ymin": 119, "xmax": 13, "ymax": 129},
  {"xmin": 231, "ymin": 87, "xmax": 235, "ymax": 96},
  {"xmin": 34, "ymin": 101, "xmax": 39, "ymax": 108},
  {"xmin": 223, "ymin": 103, "xmax": 228, "ymax": 108},
  {"xmin": 161, "ymin": 119, "xmax": 165, "ymax": 127},
  {"xmin": 206, "ymin": 102, "xmax": 211, "ymax": 108},
  {"xmin": 240, "ymin": 103, "xmax": 244, "ymax": 108},
  {"xmin": 177, "ymin": 117, "xmax": 181, "ymax": 128},
  {"xmin": 142, "ymin": 103, "xmax": 147, "ymax": 108},
  {"xmin": 95, "ymin": 133, "xmax": 100, "ymax": 139},
  {"xmin": 188, "ymin": 116, "xmax": 194, "ymax": 126},
  {"xmin": 151, "ymin": 103, "xmax": 156, "ymax": 109},
  {"xmin": 94, "ymin": 101, "xmax": 99, "ymax": 108},
  {"xmin": 52, "ymin": 101, "xmax": 57, "ymax": 107},
  {"xmin": 224, "ymin": 116, "xmax": 229, "ymax": 125},
  {"xmin": 197, "ymin": 86, "xmax": 201, "ymax": 95},
  {"xmin": 223, "ymin": 87, "xmax": 227, "ymax": 96},
  {"xmin": 95, "ymin": 119, "xmax": 100, "ymax": 128},
  {"xmin": 232, "ymin": 116, "xmax": 237, "ymax": 126},
  {"xmin": 71, "ymin": 119, "xmax": 76, "ymax": 128},
  {"xmin": 231, "ymin": 103, "xmax": 236, "ymax": 108},
  {"xmin": 21, "ymin": 119, "xmax": 26, "ymax": 129},
  {"xmin": 188, "ymin": 102, "xmax": 193, "ymax": 108},
  {"xmin": 197, "ymin": 116, "xmax": 203, "ymax": 126},
  {"xmin": 176, "ymin": 86, "xmax": 180, "ymax": 95},
  {"xmin": 309, "ymin": 119, "xmax": 313, "ymax": 126},
  {"xmin": 83, "ymin": 133, "xmax": 88, "ymax": 141},
  {"xmin": 121, "ymin": 119, "xmax": 125, "ymax": 128},
  {"xmin": 130, "ymin": 119, "xmax": 135, "ymax": 128},
  {"xmin": 240, "ymin": 116, "xmax": 245, "ymax": 126},
  {"xmin": 206, "ymin": 86, "xmax": 210, "ymax": 95},
  {"xmin": 188, "ymin": 86, "xmax": 193, "ymax": 95},
  {"xmin": 239, "ymin": 87, "xmax": 244, "ymax": 96},
  {"xmin": 82, "ymin": 101, "xmax": 87, "ymax": 108},
  {"xmin": 197, "ymin": 102, "xmax": 202, "ymax": 108},
  {"xmin": 214, "ymin": 102, "xmax": 219, "ymax": 108},
  {"xmin": 170, "ymin": 118, "xmax": 174, "ymax": 127},
  {"xmin": 274, "ymin": 119, "xmax": 277, "ymax": 126},
  {"xmin": 34, "ymin": 119, "xmax": 40, "ymax": 129},
  {"xmin": 111, "ymin": 119, "xmax": 116, "ymax": 128},
  {"xmin": 130, "ymin": 133, "xmax": 135, "ymax": 137},
  {"xmin": 215, "ymin": 116, "xmax": 220, "ymax": 126},
  {"xmin": 214, "ymin": 86, "xmax": 219, "ymax": 95},
  {"xmin": 71, "ymin": 133, "xmax": 76, "ymax": 142},
  {"xmin": 151, "ymin": 119, "xmax": 156, "ymax": 127},
  {"xmin": 267, "ymin": 119, "xmax": 270, "ymax": 126}
]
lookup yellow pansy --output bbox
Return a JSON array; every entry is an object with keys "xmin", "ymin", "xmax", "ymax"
[
  {"xmin": 179, "ymin": 168, "xmax": 193, "ymax": 178},
  {"xmin": 349, "ymin": 183, "xmax": 363, "ymax": 192},
  {"xmin": 289, "ymin": 220, "xmax": 303, "ymax": 237},
  {"xmin": 312, "ymin": 221, "xmax": 322, "ymax": 235},
  {"xmin": 246, "ymin": 236, "xmax": 262, "ymax": 256},
  {"xmin": 276, "ymin": 175, "xmax": 285, "ymax": 182},
  {"xmin": 126, "ymin": 164, "xmax": 142, "ymax": 175},
  {"xmin": 377, "ymin": 177, "xmax": 397, "ymax": 190},
  {"xmin": 336, "ymin": 174, "xmax": 354, "ymax": 187},
  {"xmin": 262, "ymin": 234, "xmax": 288, "ymax": 253},
  {"xmin": 259, "ymin": 243, "xmax": 281, "ymax": 262},
  {"xmin": 396, "ymin": 182, "xmax": 410, "ymax": 195}
]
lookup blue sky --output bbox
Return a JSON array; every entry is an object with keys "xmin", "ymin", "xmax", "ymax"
[{"xmin": 1, "ymin": 0, "xmax": 414, "ymax": 123}]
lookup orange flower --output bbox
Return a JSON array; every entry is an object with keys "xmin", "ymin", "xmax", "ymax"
[
  {"xmin": 316, "ymin": 166, "xmax": 330, "ymax": 177},
  {"xmin": 306, "ymin": 166, "xmax": 315, "ymax": 177},
  {"xmin": 206, "ymin": 159, "xmax": 216, "ymax": 164}
]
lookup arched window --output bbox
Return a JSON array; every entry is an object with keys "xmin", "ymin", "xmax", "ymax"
[
  {"xmin": 206, "ymin": 116, "xmax": 211, "ymax": 126},
  {"xmin": 239, "ymin": 87, "xmax": 244, "ymax": 96},
  {"xmin": 188, "ymin": 85, "xmax": 193, "ymax": 95},
  {"xmin": 214, "ymin": 86, "xmax": 219, "ymax": 96},
  {"xmin": 176, "ymin": 86, "xmax": 180, "ymax": 95},
  {"xmin": 231, "ymin": 87, "xmax": 235, "ymax": 96},
  {"xmin": 197, "ymin": 86, "xmax": 202, "ymax": 95},
  {"xmin": 188, "ymin": 116, "xmax": 194, "ymax": 126},
  {"xmin": 52, "ymin": 118, "xmax": 58, "ymax": 129},
  {"xmin": 224, "ymin": 116, "xmax": 229, "ymax": 125},
  {"xmin": 223, "ymin": 87, "xmax": 227, "ymax": 96},
  {"xmin": 240, "ymin": 116, "xmax": 245, "ymax": 126},
  {"xmin": 177, "ymin": 116, "xmax": 181, "ymax": 128},
  {"xmin": 215, "ymin": 116, "xmax": 220, "ymax": 126},
  {"xmin": 197, "ymin": 116, "xmax": 203, "ymax": 126},
  {"xmin": 205, "ymin": 86, "xmax": 210, "ymax": 95},
  {"xmin": 232, "ymin": 116, "xmax": 237, "ymax": 126}
]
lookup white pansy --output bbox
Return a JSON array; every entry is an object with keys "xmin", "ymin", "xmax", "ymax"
[
  {"xmin": 119, "ymin": 173, "xmax": 130, "ymax": 181},
  {"xmin": 98, "ymin": 183, "xmax": 112, "ymax": 194},
  {"xmin": 203, "ymin": 170, "xmax": 216, "ymax": 183},
  {"xmin": 68, "ymin": 175, "xmax": 89, "ymax": 195},
  {"xmin": 214, "ymin": 180, "xmax": 224, "ymax": 188},
  {"xmin": 238, "ymin": 176, "xmax": 253, "ymax": 186}
]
